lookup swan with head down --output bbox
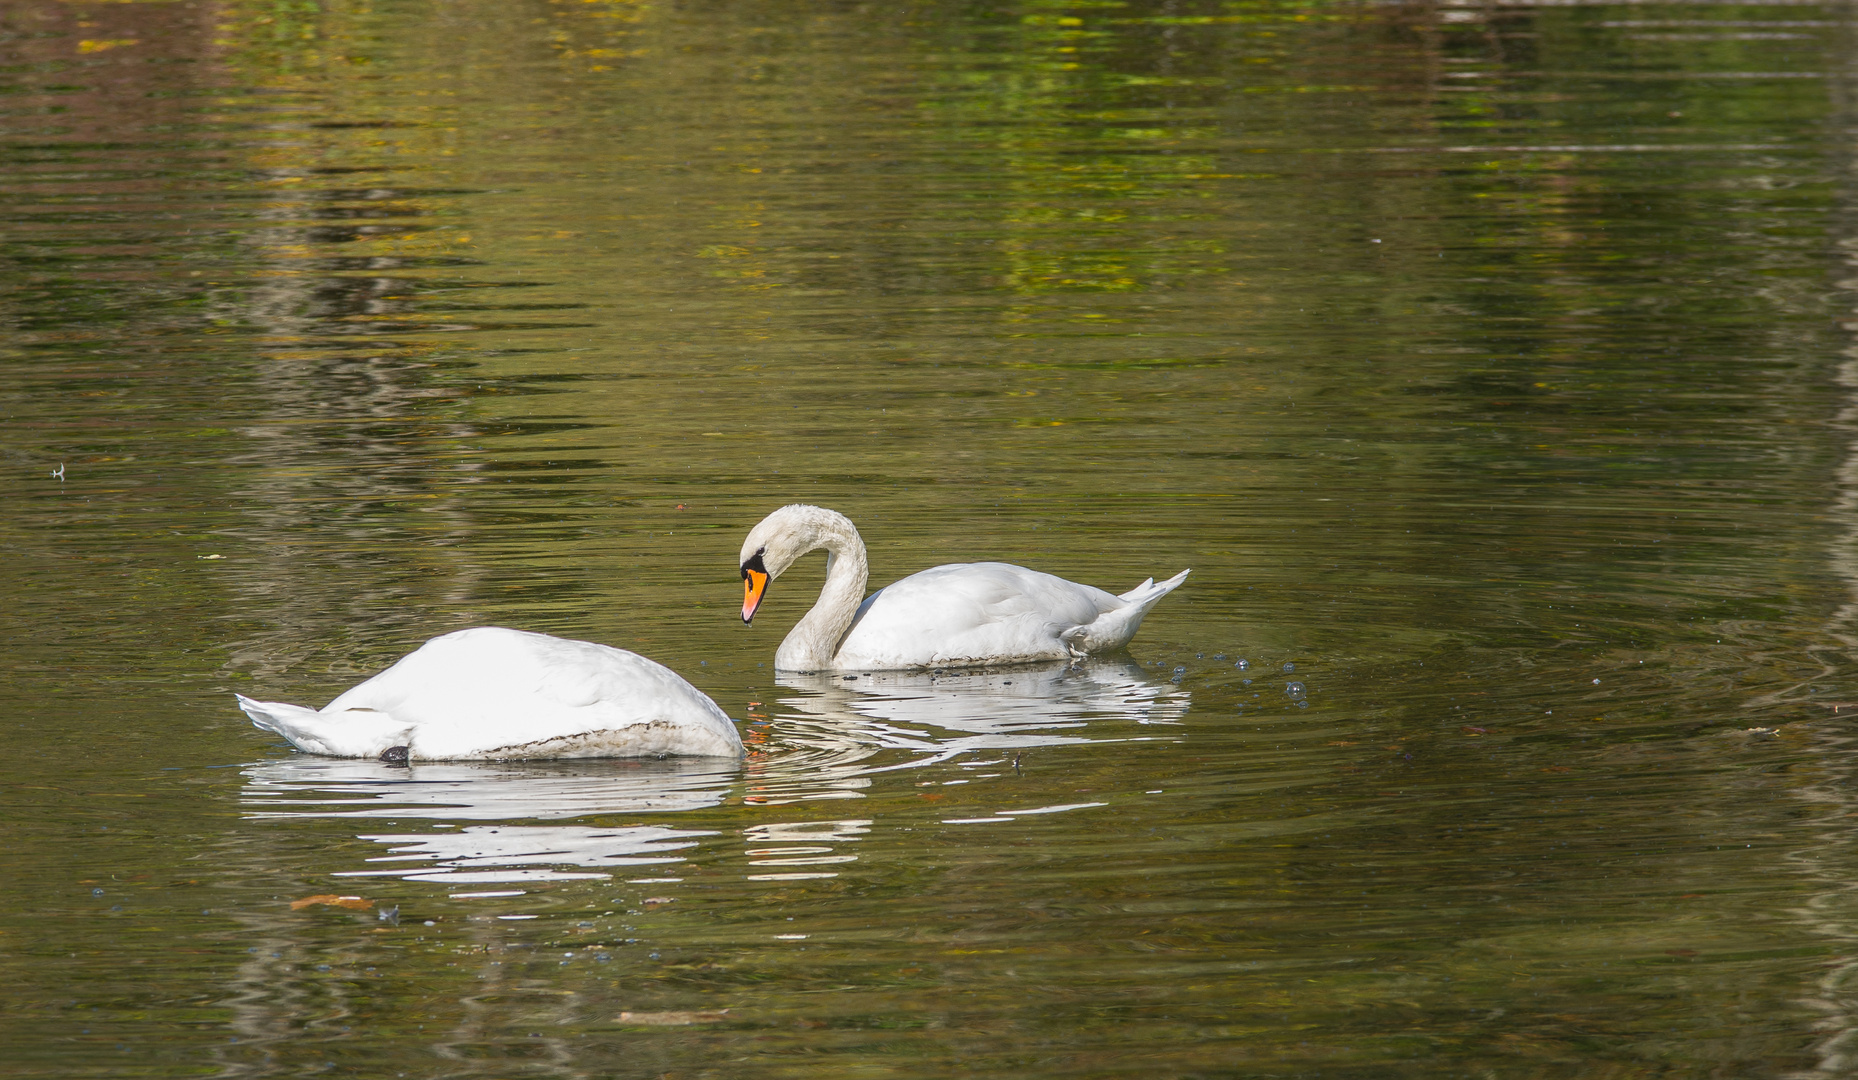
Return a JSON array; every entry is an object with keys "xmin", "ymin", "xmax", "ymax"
[
  {"xmin": 738, "ymin": 505, "xmax": 1188, "ymax": 672},
  {"xmin": 236, "ymin": 627, "xmax": 743, "ymax": 762}
]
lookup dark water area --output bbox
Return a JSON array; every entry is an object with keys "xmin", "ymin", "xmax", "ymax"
[{"xmin": 5, "ymin": 0, "xmax": 1858, "ymax": 1075}]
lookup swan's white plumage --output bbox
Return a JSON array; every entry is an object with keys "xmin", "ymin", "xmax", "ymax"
[
  {"xmin": 237, "ymin": 627, "xmax": 742, "ymax": 761},
  {"xmin": 739, "ymin": 505, "xmax": 1188, "ymax": 672}
]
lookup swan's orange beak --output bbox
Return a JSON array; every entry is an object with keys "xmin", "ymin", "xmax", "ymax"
[{"xmin": 742, "ymin": 568, "xmax": 769, "ymax": 623}]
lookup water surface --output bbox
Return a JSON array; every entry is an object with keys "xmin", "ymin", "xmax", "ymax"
[{"xmin": 4, "ymin": 0, "xmax": 1858, "ymax": 1075}]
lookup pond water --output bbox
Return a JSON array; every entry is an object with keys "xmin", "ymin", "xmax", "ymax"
[{"xmin": 5, "ymin": 0, "xmax": 1858, "ymax": 1075}]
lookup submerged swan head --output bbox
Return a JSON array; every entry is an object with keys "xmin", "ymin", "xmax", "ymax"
[{"xmin": 738, "ymin": 504, "xmax": 863, "ymax": 624}]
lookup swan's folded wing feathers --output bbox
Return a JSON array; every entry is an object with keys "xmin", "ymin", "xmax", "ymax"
[
  {"xmin": 837, "ymin": 562, "xmax": 1127, "ymax": 667},
  {"xmin": 534, "ymin": 639, "xmax": 615, "ymax": 709}
]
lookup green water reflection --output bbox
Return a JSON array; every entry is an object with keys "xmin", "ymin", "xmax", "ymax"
[{"xmin": 4, "ymin": 0, "xmax": 1858, "ymax": 1075}]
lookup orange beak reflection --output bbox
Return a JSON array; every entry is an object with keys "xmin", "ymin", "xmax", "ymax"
[{"xmin": 742, "ymin": 568, "xmax": 770, "ymax": 623}]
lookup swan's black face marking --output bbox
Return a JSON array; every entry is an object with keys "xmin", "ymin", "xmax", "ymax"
[{"xmin": 741, "ymin": 550, "xmax": 770, "ymax": 623}]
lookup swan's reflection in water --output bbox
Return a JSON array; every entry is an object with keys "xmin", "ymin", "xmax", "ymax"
[
  {"xmin": 242, "ymin": 756, "xmax": 737, "ymax": 820},
  {"xmin": 742, "ymin": 658, "xmax": 1190, "ymax": 805},
  {"xmin": 241, "ymin": 659, "xmax": 1188, "ymax": 881},
  {"xmin": 334, "ymin": 824, "xmax": 715, "ymax": 884},
  {"xmin": 241, "ymin": 757, "xmax": 733, "ymax": 883}
]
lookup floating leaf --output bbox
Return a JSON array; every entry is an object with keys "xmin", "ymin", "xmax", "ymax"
[
  {"xmin": 290, "ymin": 894, "xmax": 371, "ymax": 911},
  {"xmin": 616, "ymin": 1010, "xmax": 728, "ymax": 1026}
]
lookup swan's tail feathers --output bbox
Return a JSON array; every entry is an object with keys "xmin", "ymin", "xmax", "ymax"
[
  {"xmin": 1118, "ymin": 569, "xmax": 1190, "ymax": 607},
  {"xmin": 236, "ymin": 694, "xmax": 410, "ymax": 758},
  {"xmin": 237, "ymin": 694, "xmax": 316, "ymax": 735},
  {"xmin": 1077, "ymin": 569, "xmax": 1191, "ymax": 655}
]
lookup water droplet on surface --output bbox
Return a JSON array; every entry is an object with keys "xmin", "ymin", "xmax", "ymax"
[
  {"xmin": 1235, "ymin": 659, "xmax": 1249, "ymax": 670},
  {"xmin": 1283, "ymin": 662, "xmax": 1296, "ymax": 672},
  {"xmin": 1286, "ymin": 681, "xmax": 1307, "ymax": 697}
]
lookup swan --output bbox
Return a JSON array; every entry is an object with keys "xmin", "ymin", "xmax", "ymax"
[
  {"xmin": 738, "ymin": 505, "xmax": 1188, "ymax": 672},
  {"xmin": 236, "ymin": 627, "xmax": 743, "ymax": 761}
]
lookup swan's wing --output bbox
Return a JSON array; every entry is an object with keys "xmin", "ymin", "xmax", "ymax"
[
  {"xmin": 321, "ymin": 628, "xmax": 740, "ymax": 759},
  {"xmin": 837, "ymin": 563, "xmax": 1120, "ymax": 668}
]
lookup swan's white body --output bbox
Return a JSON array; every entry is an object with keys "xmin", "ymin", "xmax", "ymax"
[
  {"xmin": 739, "ymin": 505, "xmax": 1188, "ymax": 672},
  {"xmin": 237, "ymin": 627, "xmax": 743, "ymax": 761}
]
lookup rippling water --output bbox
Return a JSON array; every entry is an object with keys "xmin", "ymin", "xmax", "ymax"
[{"xmin": 5, "ymin": 0, "xmax": 1858, "ymax": 1075}]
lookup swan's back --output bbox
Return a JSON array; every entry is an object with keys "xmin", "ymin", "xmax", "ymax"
[
  {"xmin": 836, "ymin": 562, "xmax": 1123, "ymax": 669},
  {"xmin": 321, "ymin": 627, "xmax": 739, "ymax": 759}
]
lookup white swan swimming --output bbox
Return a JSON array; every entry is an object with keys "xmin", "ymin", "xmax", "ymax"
[
  {"xmin": 738, "ymin": 505, "xmax": 1189, "ymax": 672},
  {"xmin": 236, "ymin": 627, "xmax": 743, "ymax": 762}
]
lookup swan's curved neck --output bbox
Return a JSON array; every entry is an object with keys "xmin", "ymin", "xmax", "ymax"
[{"xmin": 776, "ymin": 515, "xmax": 868, "ymax": 672}]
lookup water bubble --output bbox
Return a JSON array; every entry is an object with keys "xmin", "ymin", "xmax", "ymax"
[
  {"xmin": 1196, "ymin": 653, "xmax": 1204, "ymax": 659},
  {"xmin": 1214, "ymin": 653, "xmax": 1226, "ymax": 660},
  {"xmin": 1283, "ymin": 662, "xmax": 1296, "ymax": 673},
  {"xmin": 1286, "ymin": 681, "xmax": 1306, "ymax": 697},
  {"xmin": 1242, "ymin": 679, "xmax": 1252, "ymax": 686},
  {"xmin": 91, "ymin": 888, "xmax": 103, "ymax": 897},
  {"xmin": 1173, "ymin": 666, "xmax": 1186, "ymax": 675},
  {"xmin": 1235, "ymin": 659, "xmax": 1249, "ymax": 670}
]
